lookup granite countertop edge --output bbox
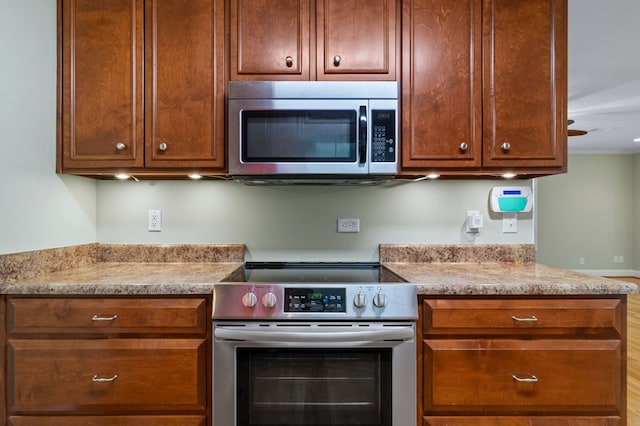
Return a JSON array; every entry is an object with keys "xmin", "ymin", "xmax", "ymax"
[
  {"xmin": 383, "ymin": 262, "xmax": 640, "ymax": 296},
  {"xmin": 1, "ymin": 261, "xmax": 637, "ymax": 296}
]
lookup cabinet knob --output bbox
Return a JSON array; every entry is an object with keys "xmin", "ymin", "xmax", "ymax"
[
  {"xmin": 115, "ymin": 142, "xmax": 126, "ymax": 151},
  {"xmin": 158, "ymin": 142, "xmax": 168, "ymax": 151},
  {"xmin": 459, "ymin": 142, "xmax": 468, "ymax": 151},
  {"xmin": 501, "ymin": 142, "xmax": 511, "ymax": 151},
  {"xmin": 285, "ymin": 56, "xmax": 293, "ymax": 68},
  {"xmin": 333, "ymin": 55, "xmax": 341, "ymax": 66}
]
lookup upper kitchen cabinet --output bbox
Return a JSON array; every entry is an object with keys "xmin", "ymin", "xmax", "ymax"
[
  {"xmin": 229, "ymin": 0, "xmax": 398, "ymax": 81},
  {"xmin": 144, "ymin": 0, "xmax": 225, "ymax": 169},
  {"xmin": 401, "ymin": 0, "xmax": 567, "ymax": 176},
  {"xmin": 230, "ymin": 0, "xmax": 311, "ymax": 80},
  {"xmin": 59, "ymin": 0, "xmax": 144, "ymax": 170},
  {"xmin": 58, "ymin": 0, "xmax": 225, "ymax": 176},
  {"xmin": 316, "ymin": 0, "xmax": 397, "ymax": 80}
]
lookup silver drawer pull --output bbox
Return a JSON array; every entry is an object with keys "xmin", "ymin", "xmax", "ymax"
[
  {"xmin": 91, "ymin": 314, "xmax": 118, "ymax": 321},
  {"xmin": 512, "ymin": 374, "xmax": 538, "ymax": 383},
  {"xmin": 512, "ymin": 315, "xmax": 538, "ymax": 322},
  {"xmin": 92, "ymin": 374, "xmax": 118, "ymax": 383}
]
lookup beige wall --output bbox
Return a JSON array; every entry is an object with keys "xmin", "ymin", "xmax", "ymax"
[
  {"xmin": 96, "ymin": 179, "xmax": 534, "ymax": 262},
  {"xmin": 0, "ymin": 0, "xmax": 97, "ymax": 255},
  {"xmin": 536, "ymin": 154, "xmax": 637, "ymax": 274},
  {"xmin": 635, "ymin": 155, "xmax": 640, "ymax": 270}
]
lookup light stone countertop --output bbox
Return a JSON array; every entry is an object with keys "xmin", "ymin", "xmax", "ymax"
[
  {"xmin": 1, "ymin": 243, "xmax": 637, "ymax": 296},
  {"xmin": 0, "ymin": 262, "xmax": 244, "ymax": 295},
  {"xmin": 383, "ymin": 262, "xmax": 639, "ymax": 295}
]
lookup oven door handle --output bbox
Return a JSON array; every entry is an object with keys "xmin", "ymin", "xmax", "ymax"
[{"xmin": 214, "ymin": 326, "xmax": 414, "ymax": 343}]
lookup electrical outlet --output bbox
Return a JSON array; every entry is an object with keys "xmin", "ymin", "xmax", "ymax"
[
  {"xmin": 613, "ymin": 255, "xmax": 624, "ymax": 264},
  {"xmin": 148, "ymin": 210, "xmax": 162, "ymax": 232},
  {"xmin": 337, "ymin": 218, "xmax": 360, "ymax": 233},
  {"xmin": 579, "ymin": 257, "xmax": 585, "ymax": 265}
]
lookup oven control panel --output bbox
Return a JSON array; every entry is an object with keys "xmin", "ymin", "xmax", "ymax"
[
  {"xmin": 213, "ymin": 283, "xmax": 418, "ymax": 320},
  {"xmin": 284, "ymin": 288, "xmax": 346, "ymax": 313}
]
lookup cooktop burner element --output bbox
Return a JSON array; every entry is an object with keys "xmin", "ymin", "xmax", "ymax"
[
  {"xmin": 213, "ymin": 262, "xmax": 417, "ymax": 320},
  {"xmin": 242, "ymin": 262, "xmax": 390, "ymax": 283}
]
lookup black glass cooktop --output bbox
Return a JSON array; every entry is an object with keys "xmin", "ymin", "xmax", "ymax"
[{"xmin": 242, "ymin": 262, "xmax": 401, "ymax": 283}]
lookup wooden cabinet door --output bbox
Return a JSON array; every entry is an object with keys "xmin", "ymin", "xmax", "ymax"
[
  {"xmin": 1, "ymin": 297, "xmax": 5, "ymax": 424},
  {"xmin": 317, "ymin": 0, "xmax": 397, "ymax": 80},
  {"xmin": 7, "ymin": 297, "xmax": 208, "ymax": 336},
  {"xmin": 230, "ymin": 0, "xmax": 310, "ymax": 80},
  {"xmin": 482, "ymin": 0, "xmax": 567, "ymax": 168},
  {"xmin": 401, "ymin": 0, "xmax": 482, "ymax": 170},
  {"xmin": 7, "ymin": 339, "xmax": 207, "ymax": 413},
  {"xmin": 423, "ymin": 339, "xmax": 621, "ymax": 414},
  {"xmin": 59, "ymin": 0, "xmax": 144, "ymax": 170},
  {"xmin": 423, "ymin": 416, "xmax": 621, "ymax": 425},
  {"xmin": 9, "ymin": 416, "xmax": 207, "ymax": 426},
  {"xmin": 144, "ymin": 0, "xmax": 225, "ymax": 170}
]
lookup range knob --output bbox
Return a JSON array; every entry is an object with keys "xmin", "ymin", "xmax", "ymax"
[
  {"xmin": 373, "ymin": 291, "xmax": 388, "ymax": 308},
  {"xmin": 353, "ymin": 292, "xmax": 367, "ymax": 309},
  {"xmin": 241, "ymin": 291, "xmax": 258, "ymax": 308},
  {"xmin": 262, "ymin": 292, "xmax": 277, "ymax": 309}
]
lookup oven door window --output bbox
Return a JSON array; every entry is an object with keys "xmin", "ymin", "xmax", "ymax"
[
  {"xmin": 241, "ymin": 110, "xmax": 358, "ymax": 162},
  {"xmin": 237, "ymin": 348, "xmax": 391, "ymax": 426}
]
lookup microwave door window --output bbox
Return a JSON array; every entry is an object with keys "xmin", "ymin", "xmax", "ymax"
[{"xmin": 242, "ymin": 110, "xmax": 357, "ymax": 162}]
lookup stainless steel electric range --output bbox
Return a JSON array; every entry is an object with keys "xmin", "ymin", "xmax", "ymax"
[{"xmin": 212, "ymin": 262, "xmax": 418, "ymax": 426}]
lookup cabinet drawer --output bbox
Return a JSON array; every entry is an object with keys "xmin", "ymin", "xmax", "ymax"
[
  {"xmin": 423, "ymin": 339, "xmax": 621, "ymax": 414},
  {"xmin": 423, "ymin": 299, "xmax": 622, "ymax": 336},
  {"xmin": 7, "ymin": 297, "xmax": 207, "ymax": 335},
  {"xmin": 423, "ymin": 416, "xmax": 621, "ymax": 425},
  {"xmin": 7, "ymin": 339, "xmax": 207, "ymax": 413},
  {"xmin": 9, "ymin": 416, "xmax": 207, "ymax": 426}
]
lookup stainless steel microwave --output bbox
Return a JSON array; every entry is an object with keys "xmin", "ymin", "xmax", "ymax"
[{"xmin": 228, "ymin": 81, "xmax": 399, "ymax": 182}]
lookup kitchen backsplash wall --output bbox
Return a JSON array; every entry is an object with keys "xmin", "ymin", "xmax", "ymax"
[{"xmin": 96, "ymin": 179, "xmax": 533, "ymax": 262}]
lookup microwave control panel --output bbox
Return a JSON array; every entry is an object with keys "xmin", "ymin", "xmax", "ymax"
[{"xmin": 371, "ymin": 110, "xmax": 396, "ymax": 163}]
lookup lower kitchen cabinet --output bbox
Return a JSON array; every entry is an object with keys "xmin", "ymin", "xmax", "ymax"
[
  {"xmin": 8, "ymin": 416, "xmax": 207, "ymax": 426},
  {"xmin": 423, "ymin": 417, "xmax": 622, "ymax": 425},
  {"xmin": 418, "ymin": 297, "xmax": 627, "ymax": 425},
  {"xmin": 4, "ymin": 296, "xmax": 211, "ymax": 424},
  {"xmin": 1, "ymin": 296, "xmax": 5, "ymax": 425}
]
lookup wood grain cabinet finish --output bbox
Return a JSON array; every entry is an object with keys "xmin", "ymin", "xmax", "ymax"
[
  {"xmin": 418, "ymin": 297, "xmax": 626, "ymax": 424},
  {"xmin": 401, "ymin": 0, "xmax": 567, "ymax": 175},
  {"xmin": 230, "ymin": 0, "xmax": 311, "ymax": 79},
  {"xmin": 59, "ymin": 0, "xmax": 144, "ymax": 170},
  {"xmin": 7, "ymin": 297, "xmax": 207, "ymax": 336},
  {"xmin": 230, "ymin": 0, "xmax": 397, "ymax": 81},
  {"xmin": 144, "ymin": 0, "xmax": 225, "ymax": 170},
  {"xmin": 5, "ymin": 296, "xmax": 211, "ymax": 424},
  {"xmin": 58, "ymin": 0, "xmax": 225, "ymax": 174},
  {"xmin": 9, "ymin": 416, "xmax": 207, "ymax": 426},
  {"xmin": 1, "ymin": 297, "xmax": 5, "ymax": 425},
  {"xmin": 316, "ymin": 0, "xmax": 397, "ymax": 80}
]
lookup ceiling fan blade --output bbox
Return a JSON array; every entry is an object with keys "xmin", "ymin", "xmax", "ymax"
[{"xmin": 568, "ymin": 129, "xmax": 588, "ymax": 136}]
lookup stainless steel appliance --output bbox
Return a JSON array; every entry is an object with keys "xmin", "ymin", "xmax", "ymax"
[
  {"xmin": 213, "ymin": 263, "xmax": 417, "ymax": 426},
  {"xmin": 228, "ymin": 82, "xmax": 399, "ymax": 183}
]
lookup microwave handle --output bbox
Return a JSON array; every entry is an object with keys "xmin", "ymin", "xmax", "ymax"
[{"xmin": 359, "ymin": 106, "xmax": 367, "ymax": 164}]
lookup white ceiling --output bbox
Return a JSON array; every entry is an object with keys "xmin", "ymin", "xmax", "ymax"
[{"xmin": 567, "ymin": 0, "xmax": 640, "ymax": 154}]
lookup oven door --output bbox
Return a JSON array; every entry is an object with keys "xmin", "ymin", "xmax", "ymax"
[{"xmin": 213, "ymin": 322, "xmax": 416, "ymax": 426}]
